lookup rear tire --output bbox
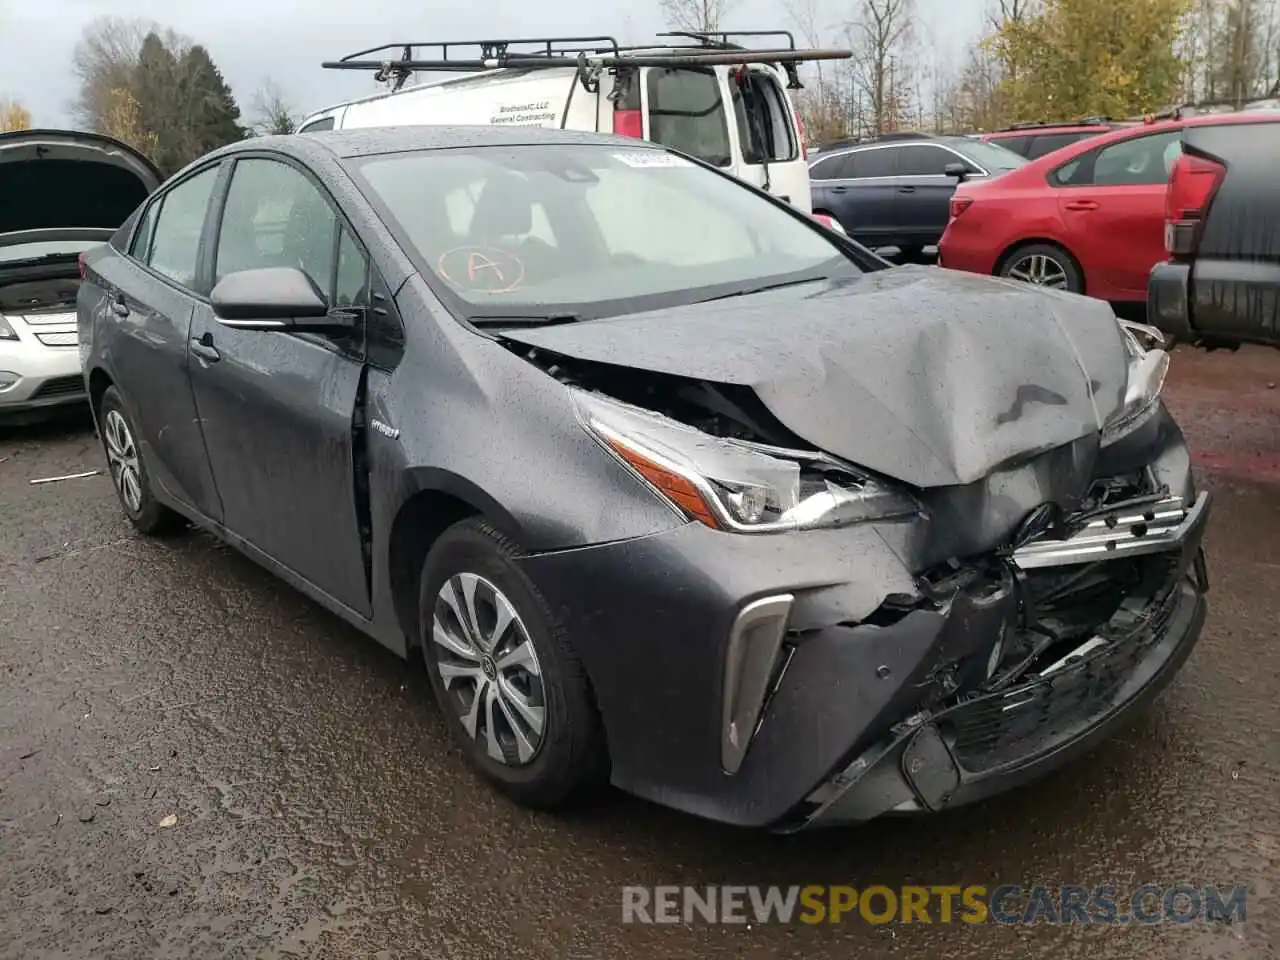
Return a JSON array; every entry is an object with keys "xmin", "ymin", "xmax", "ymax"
[
  {"xmin": 418, "ymin": 518, "xmax": 609, "ymax": 810},
  {"xmin": 897, "ymin": 245, "xmax": 926, "ymax": 263},
  {"xmin": 97, "ymin": 386, "xmax": 184, "ymax": 536},
  {"xmin": 998, "ymin": 242, "xmax": 1084, "ymax": 294}
]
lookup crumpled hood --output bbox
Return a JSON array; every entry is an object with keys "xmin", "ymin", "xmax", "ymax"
[{"xmin": 501, "ymin": 266, "xmax": 1130, "ymax": 488}]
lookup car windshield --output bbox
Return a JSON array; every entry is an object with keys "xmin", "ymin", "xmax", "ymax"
[
  {"xmin": 949, "ymin": 138, "xmax": 1027, "ymax": 173},
  {"xmin": 351, "ymin": 144, "xmax": 858, "ymax": 317}
]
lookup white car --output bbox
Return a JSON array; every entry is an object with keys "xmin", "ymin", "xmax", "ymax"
[
  {"xmin": 302, "ymin": 30, "xmax": 849, "ymax": 214},
  {"xmin": 0, "ymin": 130, "xmax": 160, "ymax": 423}
]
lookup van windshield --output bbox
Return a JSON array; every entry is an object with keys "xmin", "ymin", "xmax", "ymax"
[{"xmin": 351, "ymin": 144, "xmax": 858, "ymax": 318}]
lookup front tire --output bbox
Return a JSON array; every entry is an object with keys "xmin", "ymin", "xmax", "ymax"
[
  {"xmin": 418, "ymin": 518, "xmax": 609, "ymax": 809},
  {"xmin": 999, "ymin": 242, "xmax": 1084, "ymax": 293},
  {"xmin": 97, "ymin": 386, "xmax": 183, "ymax": 536}
]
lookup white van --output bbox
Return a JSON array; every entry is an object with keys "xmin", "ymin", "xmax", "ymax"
[{"xmin": 300, "ymin": 32, "xmax": 850, "ymax": 213}]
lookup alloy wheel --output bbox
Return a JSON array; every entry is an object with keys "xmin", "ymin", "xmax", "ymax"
[
  {"xmin": 431, "ymin": 572, "xmax": 547, "ymax": 766},
  {"xmin": 103, "ymin": 409, "xmax": 143, "ymax": 513},
  {"xmin": 1006, "ymin": 253, "xmax": 1069, "ymax": 288}
]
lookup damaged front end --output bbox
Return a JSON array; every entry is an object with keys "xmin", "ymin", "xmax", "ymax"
[{"xmin": 503, "ymin": 318, "xmax": 1209, "ymax": 830}]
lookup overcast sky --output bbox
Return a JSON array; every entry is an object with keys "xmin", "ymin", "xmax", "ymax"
[{"xmin": 1, "ymin": 0, "xmax": 984, "ymax": 129}]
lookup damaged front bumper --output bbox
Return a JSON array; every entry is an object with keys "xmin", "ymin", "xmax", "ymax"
[{"xmin": 785, "ymin": 491, "xmax": 1211, "ymax": 831}]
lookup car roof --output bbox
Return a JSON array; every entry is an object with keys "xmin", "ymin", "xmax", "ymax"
[
  {"xmin": 985, "ymin": 124, "xmax": 1114, "ymax": 136},
  {"xmin": 210, "ymin": 125, "xmax": 655, "ymax": 162}
]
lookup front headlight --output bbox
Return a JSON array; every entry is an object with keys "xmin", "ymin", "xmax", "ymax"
[
  {"xmin": 572, "ymin": 389, "xmax": 920, "ymax": 533},
  {"xmin": 1101, "ymin": 319, "xmax": 1170, "ymax": 447},
  {"xmin": 0, "ymin": 315, "xmax": 18, "ymax": 341}
]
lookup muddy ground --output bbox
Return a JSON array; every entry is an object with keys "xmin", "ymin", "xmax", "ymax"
[{"xmin": 1, "ymin": 345, "xmax": 1277, "ymax": 959}]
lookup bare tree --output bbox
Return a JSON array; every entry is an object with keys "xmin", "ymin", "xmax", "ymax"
[
  {"xmin": 846, "ymin": 0, "xmax": 916, "ymax": 134},
  {"xmin": 70, "ymin": 17, "xmax": 191, "ymax": 132},
  {"xmin": 250, "ymin": 79, "xmax": 299, "ymax": 135},
  {"xmin": 786, "ymin": 0, "xmax": 850, "ymax": 142},
  {"xmin": 659, "ymin": 0, "xmax": 730, "ymax": 34}
]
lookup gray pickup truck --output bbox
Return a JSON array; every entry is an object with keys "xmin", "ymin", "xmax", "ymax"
[{"xmin": 1148, "ymin": 117, "xmax": 1280, "ymax": 348}]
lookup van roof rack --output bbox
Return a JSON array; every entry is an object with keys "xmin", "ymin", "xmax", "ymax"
[{"xmin": 321, "ymin": 33, "xmax": 852, "ymax": 93}]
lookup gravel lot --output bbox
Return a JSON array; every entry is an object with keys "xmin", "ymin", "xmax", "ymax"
[{"xmin": 2, "ymin": 345, "xmax": 1277, "ymax": 959}]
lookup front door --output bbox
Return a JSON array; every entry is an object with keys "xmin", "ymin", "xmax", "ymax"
[
  {"xmin": 892, "ymin": 142, "xmax": 969, "ymax": 248},
  {"xmin": 726, "ymin": 66, "xmax": 811, "ymax": 211},
  {"xmin": 186, "ymin": 155, "xmax": 372, "ymax": 616}
]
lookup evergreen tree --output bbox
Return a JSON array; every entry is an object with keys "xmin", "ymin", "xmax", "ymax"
[
  {"xmin": 179, "ymin": 45, "xmax": 248, "ymax": 158},
  {"xmin": 133, "ymin": 32, "xmax": 181, "ymax": 173}
]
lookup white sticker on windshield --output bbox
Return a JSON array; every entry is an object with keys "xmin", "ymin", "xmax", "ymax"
[{"xmin": 612, "ymin": 151, "xmax": 693, "ymax": 168}]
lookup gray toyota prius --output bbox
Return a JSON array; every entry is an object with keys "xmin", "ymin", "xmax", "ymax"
[{"xmin": 78, "ymin": 125, "xmax": 1210, "ymax": 831}]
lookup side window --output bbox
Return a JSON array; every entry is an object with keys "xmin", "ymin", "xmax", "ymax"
[
  {"xmin": 214, "ymin": 158, "xmax": 338, "ymax": 295},
  {"xmin": 897, "ymin": 145, "xmax": 953, "ymax": 176},
  {"xmin": 334, "ymin": 229, "xmax": 368, "ymax": 308},
  {"xmin": 129, "ymin": 201, "xmax": 160, "ymax": 262},
  {"xmin": 299, "ymin": 116, "xmax": 335, "ymax": 133},
  {"xmin": 849, "ymin": 148, "xmax": 898, "ymax": 179},
  {"xmin": 992, "ymin": 135, "xmax": 1032, "ymax": 157},
  {"xmin": 731, "ymin": 72, "xmax": 797, "ymax": 164},
  {"xmin": 1027, "ymin": 132, "xmax": 1085, "ymax": 159},
  {"xmin": 809, "ymin": 155, "xmax": 844, "ymax": 180},
  {"xmin": 1093, "ymin": 131, "xmax": 1181, "ymax": 185},
  {"xmin": 147, "ymin": 166, "xmax": 220, "ymax": 289},
  {"xmin": 646, "ymin": 67, "xmax": 732, "ymax": 168},
  {"xmin": 1057, "ymin": 132, "xmax": 1182, "ymax": 187}
]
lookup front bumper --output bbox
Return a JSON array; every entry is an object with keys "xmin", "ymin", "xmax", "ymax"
[
  {"xmin": 519, "ymin": 473, "xmax": 1211, "ymax": 830},
  {"xmin": 0, "ymin": 314, "xmax": 86, "ymax": 417}
]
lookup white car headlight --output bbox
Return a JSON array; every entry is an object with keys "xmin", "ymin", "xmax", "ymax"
[
  {"xmin": 572, "ymin": 389, "xmax": 919, "ymax": 533},
  {"xmin": 0, "ymin": 315, "xmax": 18, "ymax": 341},
  {"xmin": 1101, "ymin": 319, "xmax": 1171, "ymax": 446}
]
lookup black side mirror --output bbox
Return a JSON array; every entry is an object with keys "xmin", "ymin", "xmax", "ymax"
[
  {"xmin": 944, "ymin": 162, "xmax": 970, "ymax": 181},
  {"xmin": 210, "ymin": 267, "xmax": 353, "ymax": 333}
]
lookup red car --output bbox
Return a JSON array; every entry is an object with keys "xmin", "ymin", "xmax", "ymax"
[
  {"xmin": 939, "ymin": 112, "xmax": 1277, "ymax": 303},
  {"xmin": 977, "ymin": 119, "xmax": 1131, "ymax": 160}
]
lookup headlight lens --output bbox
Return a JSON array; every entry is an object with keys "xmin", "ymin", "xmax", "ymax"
[
  {"xmin": 0, "ymin": 315, "xmax": 17, "ymax": 341},
  {"xmin": 572, "ymin": 389, "xmax": 920, "ymax": 532},
  {"xmin": 1101, "ymin": 319, "xmax": 1170, "ymax": 446}
]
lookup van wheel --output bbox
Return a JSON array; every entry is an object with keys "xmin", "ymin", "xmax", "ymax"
[
  {"xmin": 999, "ymin": 243, "xmax": 1083, "ymax": 293},
  {"xmin": 418, "ymin": 518, "xmax": 610, "ymax": 809},
  {"xmin": 97, "ymin": 387, "xmax": 184, "ymax": 535}
]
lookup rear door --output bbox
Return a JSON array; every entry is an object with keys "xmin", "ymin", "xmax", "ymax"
[
  {"xmin": 641, "ymin": 65, "xmax": 735, "ymax": 173},
  {"xmin": 1053, "ymin": 128, "xmax": 1183, "ymax": 298},
  {"xmin": 893, "ymin": 142, "xmax": 971, "ymax": 245},
  {"xmin": 94, "ymin": 163, "xmax": 225, "ymax": 521},
  {"xmin": 186, "ymin": 155, "xmax": 372, "ymax": 616},
  {"xmin": 727, "ymin": 66, "xmax": 810, "ymax": 211},
  {"xmin": 811, "ymin": 147, "xmax": 900, "ymax": 245}
]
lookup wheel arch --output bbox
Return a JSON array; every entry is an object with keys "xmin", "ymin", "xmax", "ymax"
[
  {"xmin": 994, "ymin": 238, "xmax": 1086, "ymax": 295},
  {"xmin": 87, "ymin": 365, "xmax": 114, "ymax": 421},
  {"xmin": 386, "ymin": 469, "xmax": 528, "ymax": 651}
]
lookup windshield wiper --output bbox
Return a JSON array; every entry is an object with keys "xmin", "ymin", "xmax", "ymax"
[
  {"xmin": 468, "ymin": 313, "xmax": 583, "ymax": 329},
  {"xmin": 694, "ymin": 277, "xmax": 828, "ymax": 304}
]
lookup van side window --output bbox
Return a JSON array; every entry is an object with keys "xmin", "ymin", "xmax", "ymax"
[
  {"xmin": 731, "ymin": 72, "xmax": 798, "ymax": 164},
  {"xmin": 646, "ymin": 68, "xmax": 732, "ymax": 168},
  {"xmin": 299, "ymin": 116, "xmax": 335, "ymax": 133}
]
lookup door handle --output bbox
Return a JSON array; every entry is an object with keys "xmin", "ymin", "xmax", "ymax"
[
  {"xmin": 829, "ymin": 185, "xmax": 848, "ymax": 194},
  {"xmin": 897, "ymin": 185, "xmax": 916, "ymax": 193},
  {"xmin": 110, "ymin": 296, "xmax": 129, "ymax": 318},
  {"xmin": 1064, "ymin": 199, "xmax": 1099, "ymax": 211},
  {"xmin": 189, "ymin": 334, "xmax": 221, "ymax": 363}
]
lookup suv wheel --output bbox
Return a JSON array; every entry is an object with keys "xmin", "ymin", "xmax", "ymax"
[
  {"xmin": 98, "ymin": 386, "xmax": 184, "ymax": 535},
  {"xmin": 418, "ymin": 518, "xmax": 609, "ymax": 809},
  {"xmin": 999, "ymin": 243, "xmax": 1083, "ymax": 293}
]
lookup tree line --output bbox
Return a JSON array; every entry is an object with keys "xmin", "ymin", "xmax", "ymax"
[
  {"xmin": 661, "ymin": 0, "xmax": 1280, "ymax": 139},
  {"xmin": 1, "ymin": 17, "xmax": 299, "ymax": 172}
]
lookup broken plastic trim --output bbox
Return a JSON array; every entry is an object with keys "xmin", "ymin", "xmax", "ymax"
[
  {"xmin": 721, "ymin": 594, "xmax": 794, "ymax": 775},
  {"xmin": 1011, "ymin": 491, "xmax": 1209, "ymax": 569}
]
